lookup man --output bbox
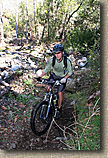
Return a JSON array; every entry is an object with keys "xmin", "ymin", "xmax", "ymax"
[{"xmin": 37, "ymin": 44, "xmax": 73, "ymax": 118}]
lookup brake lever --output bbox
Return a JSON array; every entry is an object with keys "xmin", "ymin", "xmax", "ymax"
[{"xmin": 55, "ymin": 80, "xmax": 61, "ymax": 86}]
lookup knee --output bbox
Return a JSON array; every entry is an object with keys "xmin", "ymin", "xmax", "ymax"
[{"xmin": 58, "ymin": 92, "xmax": 63, "ymax": 96}]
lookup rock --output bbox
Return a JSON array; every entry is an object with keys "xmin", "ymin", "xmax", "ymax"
[
  {"xmin": 46, "ymin": 50, "xmax": 52, "ymax": 54},
  {"xmin": 10, "ymin": 65, "xmax": 21, "ymax": 71},
  {"xmin": 55, "ymin": 137, "xmax": 67, "ymax": 141},
  {"xmin": 70, "ymin": 100, "xmax": 76, "ymax": 105},
  {"xmin": 1, "ymin": 70, "xmax": 9, "ymax": 79},
  {"xmin": 27, "ymin": 57, "xmax": 36, "ymax": 68},
  {"xmin": 74, "ymin": 65, "xmax": 79, "ymax": 70},
  {"xmin": 69, "ymin": 54, "xmax": 76, "ymax": 66},
  {"xmin": 31, "ymin": 50, "xmax": 44, "ymax": 58},
  {"xmin": 11, "ymin": 143, "xmax": 16, "ymax": 149},
  {"xmin": 66, "ymin": 78, "xmax": 76, "ymax": 91},
  {"xmin": 77, "ymin": 57, "xmax": 87, "ymax": 67},
  {"xmin": 5, "ymin": 50, "xmax": 10, "ymax": 54},
  {"xmin": 0, "ymin": 63, "xmax": 8, "ymax": 69}
]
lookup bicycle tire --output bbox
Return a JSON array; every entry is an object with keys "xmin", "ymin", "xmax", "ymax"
[{"xmin": 30, "ymin": 100, "xmax": 52, "ymax": 136}]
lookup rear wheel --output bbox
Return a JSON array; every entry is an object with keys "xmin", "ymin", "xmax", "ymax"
[{"xmin": 30, "ymin": 101, "xmax": 52, "ymax": 136}]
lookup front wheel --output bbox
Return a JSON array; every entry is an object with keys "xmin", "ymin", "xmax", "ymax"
[{"xmin": 30, "ymin": 101, "xmax": 52, "ymax": 136}]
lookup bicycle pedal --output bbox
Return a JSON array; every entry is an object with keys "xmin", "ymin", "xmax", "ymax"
[{"xmin": 54, "ymin": 110, "xmax": 61, "ymax": 119}]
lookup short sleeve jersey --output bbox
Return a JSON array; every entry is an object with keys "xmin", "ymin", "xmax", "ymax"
[{"xmin": 43, "ymin": 56, "xmax": 73, "ymax": 77}]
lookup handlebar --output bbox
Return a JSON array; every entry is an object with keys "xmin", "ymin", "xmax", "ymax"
[{"xmin": 36, "ymin": 78, "xmax": 61, "ymax": 86}]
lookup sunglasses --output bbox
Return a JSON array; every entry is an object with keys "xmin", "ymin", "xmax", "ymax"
[{"xmin": 55, "ymin": 51, "xmax": 62, "ymax": 54}]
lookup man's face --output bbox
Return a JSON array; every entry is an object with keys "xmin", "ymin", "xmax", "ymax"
[{"xmin": 55, "ymin": 51, "xmax": 63, "ymax": 61}]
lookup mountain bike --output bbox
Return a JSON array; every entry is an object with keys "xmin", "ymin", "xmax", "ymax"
[{"xmin": 30, "ymin": 78, "xmax": 61, "ymax": 136}]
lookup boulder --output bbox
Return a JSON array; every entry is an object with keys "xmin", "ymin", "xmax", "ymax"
[
  {"xmin": 1, "ymin": 70, "xmax": 9, "ymax": 79},
  {"xmin": 10, "ymin": 65, "xmax": 21, "ymax": 71},
  {"xmin": 66, "ymin": 78, "xmax": 76, "ymax": 92},
  {"xmin": 77, "ymin": 57, "xmax": 87, "ymax": 67}
]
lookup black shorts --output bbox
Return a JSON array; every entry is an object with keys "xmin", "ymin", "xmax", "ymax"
[{"xmin": 49, "ymin": 73, "xmax": 66, "ymax": 92}]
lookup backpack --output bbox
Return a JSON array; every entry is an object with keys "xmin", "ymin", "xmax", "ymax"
[{"xmin": 52, "ymin": 53, "xmax": 68, "ymax": 69}]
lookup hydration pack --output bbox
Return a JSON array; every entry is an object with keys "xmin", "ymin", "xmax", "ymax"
[{"xmin": 52, "ymin": 54, "xmax": 68, "ymax": 69}]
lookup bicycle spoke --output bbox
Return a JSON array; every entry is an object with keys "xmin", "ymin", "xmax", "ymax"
[{"xmin": 30, "ymin": 101, "xmax": 52, "ymax": 135}]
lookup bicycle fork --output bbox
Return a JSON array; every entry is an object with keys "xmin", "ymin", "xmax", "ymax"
[{"xmin": 40, "ymin": 94, "xmax": 53, "ymax": 120}]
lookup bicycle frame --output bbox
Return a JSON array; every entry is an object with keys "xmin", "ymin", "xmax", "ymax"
[
  {"xmin": 39, "ymin": 81, "xmax": 59, "ymax": 120},
  {"xmin": 30, "ymin": 79, "xmax": 62, "ymax": 136}
]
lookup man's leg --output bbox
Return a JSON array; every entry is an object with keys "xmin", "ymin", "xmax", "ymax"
[{"xmin": 58, "ymin": 92, "xmax": 63, "ymax": 109}]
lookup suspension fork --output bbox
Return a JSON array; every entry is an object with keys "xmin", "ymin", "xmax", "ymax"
[
  {"xmin": 40, "ymin": 94, "xmax": 53, "ymax": 119},
  {"xmin": 53, "ymin": 93, "xmax": 59, "ymax": 118}
]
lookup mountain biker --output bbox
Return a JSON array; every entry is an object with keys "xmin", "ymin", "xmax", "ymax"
[{"xmin": 37, "ymin": 44, "xmax": 73, "ymax": 118}]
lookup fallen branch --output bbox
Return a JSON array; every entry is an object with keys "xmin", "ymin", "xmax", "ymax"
[
  {"xmin": 93, "ymin": 97, "xmax": 100, "ymax": 112},
  {"xmin": 63, "ymin": 126, "xmax": 76, "ymax": 149},
  {"xmin": 60, "ymin": 139, "xmax": 77, "ymax": 150},
  {"xmin": 80, "ymin": 107, "xmax": 100, "ymax": 139},
  {"xmin": 44, "ymin": 118, "xmax": 55, "ymax": 143}
]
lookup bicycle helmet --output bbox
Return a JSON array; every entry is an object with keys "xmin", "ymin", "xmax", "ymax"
[{"xmin": 53, "ymin": 44, "xmax": 64, "ymax": 53}]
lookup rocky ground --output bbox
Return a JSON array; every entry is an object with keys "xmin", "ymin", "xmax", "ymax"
[{"xmin": 0, "ymin": 41, "xmax": 97, "ymax": 150}]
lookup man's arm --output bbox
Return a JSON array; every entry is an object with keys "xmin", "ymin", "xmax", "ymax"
[
  {"xmin": 36, "ymin": 71, "xmax": 46, "ymax": 81},
  {"xmin": 64, "ymin": 74, "xmax": 71, "ymax": 79}
]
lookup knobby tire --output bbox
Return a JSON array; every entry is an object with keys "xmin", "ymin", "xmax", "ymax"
[{"xmin": 30, "ymin": 101, "xmax": 52, "ymax": 136}]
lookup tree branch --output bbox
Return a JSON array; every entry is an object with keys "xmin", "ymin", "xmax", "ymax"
[
  {"xmin": 60, "ymin": 0, "xmax": 84, "ymax": 39},
  {"xmin": 66, "ymin": 0, "xmax": 84, "ymax": 25}
]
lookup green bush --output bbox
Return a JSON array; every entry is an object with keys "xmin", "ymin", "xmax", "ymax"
[{"xmin": 9, "ymin": 15, "xmax": 16, "ymax": 30}]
